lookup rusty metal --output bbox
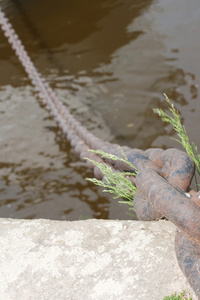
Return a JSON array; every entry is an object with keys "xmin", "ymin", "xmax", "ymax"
[
  {"xmin": 0, "ymin": 8, "xmax": 200, "ymax": 298},
  {"xmin": 176, "ymin": 230, "xmax": 200, "ymax": 298}
]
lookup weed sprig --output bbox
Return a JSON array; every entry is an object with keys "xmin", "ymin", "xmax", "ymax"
[
  {"xmin": 163, "ymin": 290, "xmax": 192, "ymax": 300},
  {"xmin": 153, "ymin": 94, "xmax": 200, "ymax": 189},
  {"xmin": 85, "ymin": 94, "xmax": 199, "ymax": 212},
  {"xmin": 85, "ymin": 149, "xmax": 137, "ymax": 211},
  {"xmin": 153, "ymin": 94, "xmax": 200, "ymax": 174}
]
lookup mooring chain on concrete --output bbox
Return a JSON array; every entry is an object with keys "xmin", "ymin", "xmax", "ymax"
[{"xmin": 1, "ymin": 8, "xmax": 200, "ymax": 298}]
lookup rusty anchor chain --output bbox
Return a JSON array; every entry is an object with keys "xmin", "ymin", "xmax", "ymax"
[{"xmin": 0, "ymin": 8, "xmax": 200, "ymax": 298}]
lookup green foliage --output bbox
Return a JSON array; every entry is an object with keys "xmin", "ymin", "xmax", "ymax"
[
  {"xmin": 85, "ymin": 149, "xmax": 137, "ymax": 211},
  {"xmin": 85, "ymin": 93, "xmax": 200, "ymax": 209},
  {"xmin": 163, "ymin": 291, "xmax": 192, "ymax": 300},
  {"xmin": 153, "ymin": 94, "xmax": 200, "ymax": 175}
]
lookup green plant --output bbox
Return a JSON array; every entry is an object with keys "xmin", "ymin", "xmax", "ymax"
[
  {"xmin": 153, "ymin": 94, "xmax": 200, "ymax": 190},
  {"xmin": 85, "ymin": 94, "xmax": 200, "ymax": 207},
  {"xmin": 163, "ymin": 290, "xmax": 192, "ymax": 300},
  {"xmin": 85, "ymin": 149, "xmax": 137, "ymax": 211}
]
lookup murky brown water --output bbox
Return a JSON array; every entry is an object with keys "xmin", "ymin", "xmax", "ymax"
[{"xmin": 0, "ymin": 0, "xmax": 199, "ymax": 220}]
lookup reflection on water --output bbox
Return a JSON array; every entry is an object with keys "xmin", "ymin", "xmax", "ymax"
[{"xmin": 0, "ymin": 0, "xmax": 199, "ymax": 220}]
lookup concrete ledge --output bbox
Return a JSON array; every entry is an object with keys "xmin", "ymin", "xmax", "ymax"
[{"xmin": 0, "ymin": 219, "xmax": 197, "ymax": 300}]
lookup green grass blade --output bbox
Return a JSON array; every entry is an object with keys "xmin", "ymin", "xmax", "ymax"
[
  {"xmin": 85, "ymin": 149, "xmax": 138, "ymax": 210},
  {"xmin": 153, "ymin": 94, "xmax": 200, "ymax": 178}
]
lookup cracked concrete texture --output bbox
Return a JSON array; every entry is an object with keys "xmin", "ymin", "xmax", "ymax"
[{"xmin": 0, "ymin": 219, "xmax": 197, "ymax": 300}]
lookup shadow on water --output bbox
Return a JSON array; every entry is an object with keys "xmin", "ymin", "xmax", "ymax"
[{"xmin": 0, "ymin": 0, "xmax": 199, "ymax": 220}]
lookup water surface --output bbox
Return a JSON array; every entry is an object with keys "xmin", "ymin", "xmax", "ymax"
[{"xmin": 0, "ymin": 0, "xmax": 199, "ymax": 220}]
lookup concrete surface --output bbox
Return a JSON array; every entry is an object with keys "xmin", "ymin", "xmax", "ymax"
[{"xmin": 0, "ymin": 218, "xmax": 197, "ymax": 300}]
